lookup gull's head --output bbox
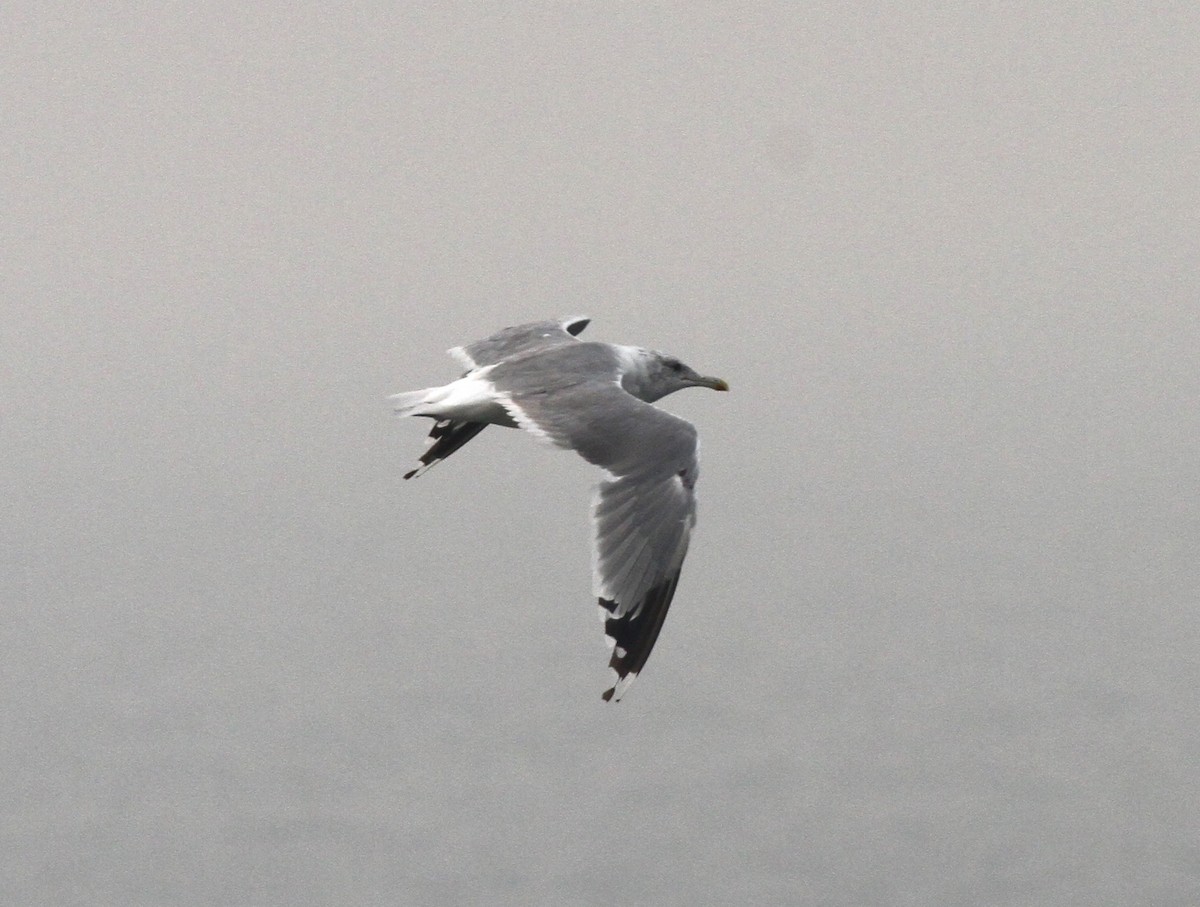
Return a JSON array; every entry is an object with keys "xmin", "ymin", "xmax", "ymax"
[{"xmin": 622, "ymin": 348, "xmax": 729, "ymax": 402}]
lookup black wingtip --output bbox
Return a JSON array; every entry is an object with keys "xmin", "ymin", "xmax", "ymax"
[
  {"xmin": 402, "ymin": 420, "xmax": 489, "ymax": 482},
  {"xmin": 564, "ymin": 316, "xmax": 590, "ymax": 336}
]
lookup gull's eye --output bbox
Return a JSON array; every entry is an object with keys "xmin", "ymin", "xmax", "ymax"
[{"xmin": 668, "ymin": 360, "xmax": 684, "ymax": 372}]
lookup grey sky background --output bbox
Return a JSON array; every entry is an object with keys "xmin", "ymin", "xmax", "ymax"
[{"xmin": 4, "ymin": 4, "xmax": 1199, "ymax": 905}]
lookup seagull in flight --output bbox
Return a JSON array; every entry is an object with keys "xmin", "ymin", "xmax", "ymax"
[{"xmin": 392, "ymin": 317, "xmax": 727, "ymax": 701}]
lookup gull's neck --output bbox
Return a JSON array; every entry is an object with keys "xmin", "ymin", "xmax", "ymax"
[{"xmin": 614, "ymin": 345, "xmax": 660, "ymax": 402}]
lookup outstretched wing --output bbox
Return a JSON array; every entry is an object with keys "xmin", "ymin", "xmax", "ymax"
[
  {"xmin": 592, "ymin": 459, "xmax": 696, "ymax": 702},
  {"xmin": 449, "ymin": 316, "xmax": 589, "ymax": 369},
  {"xmin": 491, "ymin": 363, "xmax": 699, "ymax": 702}
]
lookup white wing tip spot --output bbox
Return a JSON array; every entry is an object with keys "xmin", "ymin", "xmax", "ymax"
[
  {"xmin": 599, "ymin": 608, "xmax": 623, "ymax": 656},
  {"xmin": 603, "ymin": 669, "xmax": 638, "ymax": 702}
]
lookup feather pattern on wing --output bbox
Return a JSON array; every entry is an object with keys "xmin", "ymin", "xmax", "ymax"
[{"xmin": 489, "ymin": 364, "xmax": 699, "ymax": 701}]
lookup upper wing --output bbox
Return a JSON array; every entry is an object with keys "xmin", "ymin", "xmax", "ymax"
[
  {"xmin": 449, "ymin": 316, "xmax": 590, "ymax": 370},
  {"xmin": 492, "ymin": 371, "xmax": 699, "ymax": 702}
]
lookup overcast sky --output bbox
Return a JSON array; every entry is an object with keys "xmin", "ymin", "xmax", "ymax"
[{"xmin": 4, "ymin": 4, "xmax": 1199, "ymax": 905}]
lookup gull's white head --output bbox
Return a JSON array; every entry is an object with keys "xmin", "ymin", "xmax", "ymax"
[{"xmin": 619, "ymin": 347, "xmax": 729, "ymax": 403}]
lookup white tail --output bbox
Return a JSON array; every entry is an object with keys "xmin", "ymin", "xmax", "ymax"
[
  {"xmin": 390, "ymin": 373, "xmax": 508, "ymax": 423},
  {"xmin": 390, "ymin": 388, "xmax": 435, "ymax": 418}
]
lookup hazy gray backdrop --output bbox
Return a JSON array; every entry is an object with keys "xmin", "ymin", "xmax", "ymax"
[{"xmin": 4, "ymin": 5, "xmax": 1198, "ymax": 905}]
